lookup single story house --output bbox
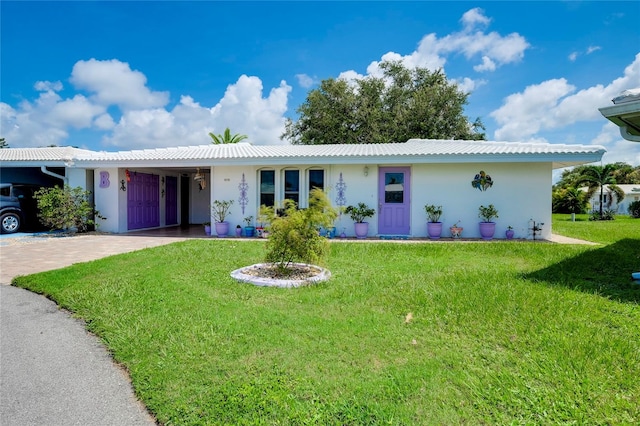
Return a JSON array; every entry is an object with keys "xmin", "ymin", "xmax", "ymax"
[
  {"xmin": 0, "ymin": 139, "xmax": 605, "ymax": 239},
  {"xmin": 586, "ymin": 184, "xmax": 640, "ymax": 215}
]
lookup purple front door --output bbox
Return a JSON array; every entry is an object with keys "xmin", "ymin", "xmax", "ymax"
[
  {"xmin": 378, "ymin": 167, "xmax": 411, "ymax": 235},
  {"xmin": 165, "ymin": 176, "xmax": 178, "ymax": 226},
  {"xmin": 127, "ymin": 172, "xmax": 160, "ymax": 230}
]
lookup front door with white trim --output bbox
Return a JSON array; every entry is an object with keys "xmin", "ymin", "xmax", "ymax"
[{"xmin": 378, "ymin": 167, "xmax": 411, "ymax": 235}]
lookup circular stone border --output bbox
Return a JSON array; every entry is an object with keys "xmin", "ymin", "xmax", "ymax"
[{"xmin": 230, "ymin": 263, "xmax": 331, "ymax": 288}]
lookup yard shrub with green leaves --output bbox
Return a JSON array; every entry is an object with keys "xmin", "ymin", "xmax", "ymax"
[
  {"xmin": 12, "ymin": 216, "xmax": 640, "ymax": 425},
  {"xmin": 34, "ymin": 185, "xmax": 103, "ymax": 232}
]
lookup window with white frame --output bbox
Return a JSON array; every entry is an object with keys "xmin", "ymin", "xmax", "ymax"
[
  {"xmin": 260, "ymin": 170, "xmax": 275, "ymax": 207},
  {"xmin": 308, "ymin": 169, "xmax": 325, "ymax": 195},
  {"xmin": 284, "ymin": 169, "xmax": 300, "ymax": 205}
]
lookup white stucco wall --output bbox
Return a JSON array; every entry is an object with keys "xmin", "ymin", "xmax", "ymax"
[{"xmin": 210, "ymin": 162, "xmax": 553, "ymax": 240}]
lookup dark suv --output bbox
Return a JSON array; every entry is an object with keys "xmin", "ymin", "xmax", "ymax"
[{"xmin": 0, "ymin": 183, "xmax": 42, "ymax": 233}]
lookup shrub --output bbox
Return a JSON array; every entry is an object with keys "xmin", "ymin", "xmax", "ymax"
[
  {"xmin": 628, "ymin": 200, "xmax": 640, "ymax": 218},
  {"xmin": 34, "ymin": 185, "xmax": 104, "ymax": 232},
  {"xmin": 589, "ymin": 209, "xmax": 616, "ymax": 221},
  {"xmin": 265, "ymin": 189, "xmax": 338, "ymax": 273}
]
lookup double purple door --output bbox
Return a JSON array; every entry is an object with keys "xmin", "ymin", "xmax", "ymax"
[
  {"xmin": 127, "ymin": 172, "xmax": 160, "ymax": 230},
  {"xmin": 378, "ymin": 167, "xmax": 411, "ymax": 235}
]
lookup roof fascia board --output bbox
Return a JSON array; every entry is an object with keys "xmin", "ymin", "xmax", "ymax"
[{"xmin": 72, "ymin": 151, "xmax": 604, "ymax": 169}]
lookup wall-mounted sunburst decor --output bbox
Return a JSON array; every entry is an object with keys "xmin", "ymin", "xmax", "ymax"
[{"xmin": 471, "ymin": 170, "xmax": 493, "ymax": 191}]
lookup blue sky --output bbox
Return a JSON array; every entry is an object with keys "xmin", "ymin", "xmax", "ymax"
[{"xmin": 1, "ymin": 1, "xmax": 639, "ymax": 168}]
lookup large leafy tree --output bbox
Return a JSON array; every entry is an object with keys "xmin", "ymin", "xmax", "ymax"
[
  {"xmin": 576, "ymin": 164, "xmax": 625, "ymax": 217},
  {"xmin": 282, "ymin": 60, "xmax": 485, "ymax": 145},
  {"xmin": 208, "ymin": 128, "xmax": 248, "ymax": 144}
]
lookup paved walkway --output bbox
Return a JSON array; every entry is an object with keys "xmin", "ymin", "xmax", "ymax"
[{"xmin": 0, "ymin": 229, "xmax": 597, "ymax": 425}]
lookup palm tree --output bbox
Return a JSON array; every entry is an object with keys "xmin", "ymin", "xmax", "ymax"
[
  {"xmin": 577, "ymin": 164, "xmax": 625, "ymax": 217},
  {"xmin": 208, "ymin": 128, "xmax": 248, "ymax": 144},
  {"xmin": 0, "ymin": 137, "xmax": 8, "ymax": 149}
]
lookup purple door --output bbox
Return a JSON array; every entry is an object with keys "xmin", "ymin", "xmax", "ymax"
[
  {"xmin": 378, "ymin": 167, "xmax": 411, "ymax": 235},
  {"xmin": 127, "ymin": 172, "xmax": 160, "ymax": 230},
  {"xmin": 165, "ymin": 176, "xmax": 178, "ymax": 225}
]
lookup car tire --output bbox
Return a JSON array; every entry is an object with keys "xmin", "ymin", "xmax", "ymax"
[{"xmin": 1, "ymin": 212, "xmax": 21, "ymax": 234}]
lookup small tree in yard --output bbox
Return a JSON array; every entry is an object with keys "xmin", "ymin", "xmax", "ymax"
[
  {"xmin": 265, "ymin": 189, "xmax": 338, "ymax": 275},
  {"xmin": 34, "ymin": 185, "xmax": 104, "ymax": 233}
]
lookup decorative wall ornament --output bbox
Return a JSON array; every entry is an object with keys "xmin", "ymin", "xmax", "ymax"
[
  {"xmin": 335, "ymin": 172, "xmax": 347, "ymax": 206},
  {"xmin": 99, "ymin": 171, "xmax": 110, "ymax": 188},
  {"xmin": 238, "ymin": 173, "xmax": 249, "ymax": 215},
  {"xmin": 471, "ymin": 170, "xmax": 493, "ymax": 191}
]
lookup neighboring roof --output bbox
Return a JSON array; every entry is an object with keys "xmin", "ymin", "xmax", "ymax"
[
  {"xmin": 599, "ymin": 88, "xmax": 640, "ymax": 142},
  {"xmin": 0, "ymin": 146, "xmax": 99, "ymax": 167},
  {"xmin": 0, "ymin": 139, "xmax": 606, "ymax": 169}
]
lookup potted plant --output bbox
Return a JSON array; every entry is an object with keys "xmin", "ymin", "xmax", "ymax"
[
  {"xmin": 235, "ymin": 224, "xmax": 242, "ymax": 237},
  {"xmin": 211, "ymin": 199, "xmax": 233, "ymax": 237},
  {"xmin": 505, "ymin": 225, "xmax": 515, "ymax": 240},
  {"xmin": 203, "ymin": 221, "xmax": 211, "ymax": 236},
  {"xmin": 424, "ymin": 204, "xmax": 443, "ymax": 240},
  {"xmin": 257, "ymin": 205, "xmax": 274, "ymax": 238},
  {"xmin": 345, "ymin": 202, "xmax": 375, "ymax": 239},
  {"xmin": 478, "ymin": 204, "xmax": 499, "ymax": 240},
  {"xmin": 450, "ymin": 220, "xmax": 463, "ymax": 238},
  {"xmin": 243, "ymin": 216, "xmax": 255, "ymax": 237}
]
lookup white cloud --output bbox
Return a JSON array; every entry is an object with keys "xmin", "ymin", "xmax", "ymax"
[
  {"xmin": 70, "ymin": 59, "xmax": 169, "ymax": 110},
  {"xmin": 474, "ymin": 56, "xmax": 496, "ymax": 72},
  {"xmin": 338, "ymin": 8, "xmax": 528, "ymax": 88},
  {"xmin": 492, "ymin": 53, "xmax": 640, "ymax": 142},
  {"xmin": 568, "ymin": 52, "xmax": 579, "ymax": 62},
  {"xmin": 102, "ymin": 76, "xmax": 292, "ymax": 148},
  {"xmin": 587, "ymin": 46, "xmax": 601, "ymax": 55},
  {"xmin": 34, "ymin": 80, "xmax": 63, "ymax": 92},
  {"xmin": 295, "ymin": 73, "xmax": 316, "ymax": 88},
  {"xmin": 461, "ymin": 7, "xmax": 491, "ymax": 29}
]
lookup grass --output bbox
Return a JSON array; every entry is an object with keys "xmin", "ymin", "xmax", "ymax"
[{"xmin": 12, "ymin": 216, "xmax": 640, "ymax": 425}]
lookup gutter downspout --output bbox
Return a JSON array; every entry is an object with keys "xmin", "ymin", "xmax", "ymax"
[{"xmin": 40, "ymin": 166, "xmax": 68, "ymax": 184}]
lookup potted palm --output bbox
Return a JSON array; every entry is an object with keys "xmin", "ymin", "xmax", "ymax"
[
  {"xmin": 424, "ymin": 204, "xmax": 443, "ymax": 239},
  {"xmin": 211, "ymin": 199, "xmax": 233, "ymax": 237},
  {"xmin": 345, "ymin": 202, "xmax": 375, "ymax": 239},
  {"xmin": 478, "ymin": 204, "xmax": 499, "ymax": 240}
]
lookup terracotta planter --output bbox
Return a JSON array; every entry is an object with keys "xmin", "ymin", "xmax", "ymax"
[
  {"xmin": 354, "ymin": 222, "xmax": 369, "ymax": 239},
  {"xmin": 427, "ymin": 222, "xmax": 442, "ymax": 239},
  {"xmin": 450, "ymin": 226, "xmax": 463, "ymax": 238},
  {"xmin": 479, "ymin": 222, "xmax": 496, "ymax": 240},
  {"xmin": 215, "ymin": 221, "xmax": 230, "ymax": 237}
]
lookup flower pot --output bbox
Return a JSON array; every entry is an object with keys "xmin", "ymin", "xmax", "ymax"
[
  {"xmin": 215, "ymin": 221, "xmax": 230, "ymax": 237},
  {"xmin": 244, "ymin": 226, "xmax": 255, "ymax": 237},
  {"xmin": 427, "ymin": 222, "xmax": 442, "ymax": 240},
  {"xmin": 235, "ymin": 227, "xmax": 242, "ymax": 237},
  {"xmin": 479, "ymin": 222, "xmax": 496, "ymax": 240},
  {"xmin": 204, "ymin": 225, "xmax": 211, "ymax": 236},
  {"xmin": 505, "ymin": 229, "xmax": 515, "ymax": 240},
  {"xmin": 450, "ymin": 226, "xmax": 463, "ymax": 238},
  {"xmin": 256, "ymin": 227, "xmax": 263, "ymax": 238},
  {"xmin": 354, "ymin": 222, "xmax": 369, "ymax": 239},
  {"xmin": 327, "ymin": 226, "xmax": 336, "ymax": 239}
]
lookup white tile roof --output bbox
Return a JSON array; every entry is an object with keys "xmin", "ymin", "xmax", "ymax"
[{"xmin": 0, "ymin": 139, "xmax": 606, "ymax": 169}]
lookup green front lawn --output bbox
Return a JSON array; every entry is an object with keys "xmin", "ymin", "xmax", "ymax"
[{"xmin": 13, "ymin": 217, "xmax": 640, "ymax": 425}]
